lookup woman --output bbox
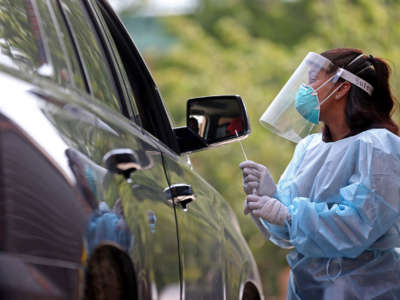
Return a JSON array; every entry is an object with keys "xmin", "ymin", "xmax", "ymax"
[{"xmin": 240, "ymin": 48, "xmax": 400, "ymax": 299}]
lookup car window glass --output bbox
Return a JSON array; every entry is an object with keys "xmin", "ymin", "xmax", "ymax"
[
  {"xmin": 91, "ymin": 3, "xmax": 140, "ymax": 124},
  {"xmin": 109, "ymin": 42, "xmax": 140, "ymax": 122},
  {"xmin": 47, "ymin": 0, "xmax": 86, "ymax": 90},
  {"xmin": 93, "ymin": 0, "xmax": 180, "ymax": 153},
  {"xmin": 36, "ymin": 0, "xmax": 73, "ymax": 86},
  {"xmin": 60, "ymin": 0, "xmax": 120, "ymax": 112},
  {"xmin": 0, "ymin": 0, "xmax": 52, "ymax": 77}
]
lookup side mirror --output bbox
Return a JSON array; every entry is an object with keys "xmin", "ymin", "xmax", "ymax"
[{"xmin": 174, "ymin": 95, "xmax": 250, "ymax": 153}]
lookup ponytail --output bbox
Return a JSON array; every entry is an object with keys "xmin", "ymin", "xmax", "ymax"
[
  {"xmin": 368, "ymin": 56, "xmax": 393, "ymax": 114},
  {"xmin": 368, "ymin": 55, "xmax": 399, "ymax": 134}
]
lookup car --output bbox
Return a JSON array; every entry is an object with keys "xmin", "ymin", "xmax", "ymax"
[{"xmin": 0, "ymin": 0, "xmax": 263, "ymax": 299}]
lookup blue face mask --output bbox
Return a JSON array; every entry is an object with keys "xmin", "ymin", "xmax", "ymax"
[
  {"xmin": 295, "ymin": 84, "xmax": 320, "ymax": 124},
  {"xmin": 295, "ymin": 77, "xmax": 343, "ymax": 125}
]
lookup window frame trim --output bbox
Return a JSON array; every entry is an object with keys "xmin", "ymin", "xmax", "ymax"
[
  {"xmin": 56, "ymin": 0, "xmax": 129, "ymax": 118},
  {"xmin": 44, "ymin": 0, "xmax": 75, "ymax": 88},
  {"xmin": 26, "ymin": 0, "xmax": 54, "ymax": 76},
  {"xmin": 76, "ymin": 0, "xmax": 131, "ymax": 118},
  {"xmin": 56, "ymin": 0, "xmax": 92, "ymax": 94},
  {"xmin": 85, "ymin": 0, "xmax": 138, "ymax": 122}
]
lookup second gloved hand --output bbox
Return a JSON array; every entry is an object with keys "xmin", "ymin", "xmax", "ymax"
[
  {"xmin": 240, "ymin": 160, "xmax": 277, "ymax": 196},
  {"xmin": 246, "ymin": 194, "xmax": 288, "ymax": 226}
]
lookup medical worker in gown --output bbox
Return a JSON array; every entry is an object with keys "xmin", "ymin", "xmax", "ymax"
[{"xmin": 240, "ymin": 48, "xmax": 400, "ymax": 299}]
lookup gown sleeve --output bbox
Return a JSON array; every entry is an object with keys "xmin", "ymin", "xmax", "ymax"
[
  {"xmin": 270, "ymin": 138, "xmax": 400, "ymax": 258},
  {"xmin": 260, "ymin": 134, "xmax": 316, "ymax": 248}
]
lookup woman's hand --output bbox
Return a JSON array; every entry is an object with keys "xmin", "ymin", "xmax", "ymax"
[
  {"xmin": 239, "ymin": 160, "xmax": 277, "ymax": 196},
  {"xmin": 246, "ymin": 194, "xmax": 288, "ymax": 226}
]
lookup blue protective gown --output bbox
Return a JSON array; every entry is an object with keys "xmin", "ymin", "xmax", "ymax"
[{"xmin": 262, "ymin": 128, "xmax": 400, "ymax": 299}]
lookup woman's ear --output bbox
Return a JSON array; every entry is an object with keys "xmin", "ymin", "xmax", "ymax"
[{"xmin": 335, "ymin": 82, "xmax": 351, "ymax": 100}]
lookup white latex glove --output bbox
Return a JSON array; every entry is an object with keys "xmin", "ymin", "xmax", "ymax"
[
  {"xmin": 246, "ymin": 194, "xmax": 288, "ymax": 226},
  {"xmin": 239, "ymin": 160, "xmax": 277, "ymax": 196},
  {"xmin": 244, "ymin": 197, "xmax": 270, "ymax": 238}
]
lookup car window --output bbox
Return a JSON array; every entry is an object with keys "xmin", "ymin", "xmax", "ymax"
[
  {"xmin": 0, "ymin": 0, "xmax": 88, "ymax": 90},
  {"xmin": 93, "ymin": 0, "xmax": 180, "ymax": 153},
  {"xmin": 0, "ymin": 0, "xmax": 52, "ymax": 77},
  {"xmin": 59, "ymin": 0, "xmax": 120, "ymax": 113},
  {"xmin": 36, "ymin": 0, "xmax": 77, "ymax": 87},
  {"xmin": 47, "ymin": 0, "xmax": 86, "ymax": 90},
  {"xmin": 87, "ymin": 0, "xmax": 140, "ymax": 123}
]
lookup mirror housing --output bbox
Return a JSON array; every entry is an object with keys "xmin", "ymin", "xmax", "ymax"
[{"xmin": 174, "ymin": 95, "xmax": 250, "ymax": 154}]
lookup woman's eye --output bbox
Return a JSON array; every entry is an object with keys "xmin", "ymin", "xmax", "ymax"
[
  {"xmin": 308, "ymin": 70, "xmax": 318, "ymax": 84},
  {"xmin": 308, "ymin": 76, "xmax": 316, "ymax": 84}
]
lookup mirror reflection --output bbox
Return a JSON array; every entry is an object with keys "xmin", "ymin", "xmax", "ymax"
[
  {"xmin": 0, "ymin": 0, "xmax": 46, "ymax": 74},
  {"xmin": 188, "ymin": 97, "xmax": 246, "ymax": 143}
]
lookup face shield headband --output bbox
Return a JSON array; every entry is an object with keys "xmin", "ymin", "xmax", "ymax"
[
  {"xmin": 306, "ymin": 52, "xmax": 374, "ymax": 95},
  {"xmin": 335, "ymin": 67, "xmax": 373, "ymax": 95}
]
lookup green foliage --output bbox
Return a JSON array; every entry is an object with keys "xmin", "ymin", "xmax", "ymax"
[
  {"xmin": 194, "ymin": 0, "xmax": 318, "ymax": 47},
  {"xmin": 129, "ymin": 0, "xmax": 400, "ymax": 297},
  {"xmin": 0, "ymin": 0, "xmax": 41, "ymax": 70}
]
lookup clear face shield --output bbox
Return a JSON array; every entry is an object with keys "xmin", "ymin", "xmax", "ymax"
[{"xmin": 259, "ymin": 52, "xmax": 373, "ymax": 143}]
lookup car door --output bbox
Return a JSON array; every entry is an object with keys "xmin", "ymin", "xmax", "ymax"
[
  {"xmin": 160, "ymin": 150, "xmax": 227, "ymax": 299},
  {"xmin": 38, "ymin": 0, "xmax": 183, "ymax": 298}
]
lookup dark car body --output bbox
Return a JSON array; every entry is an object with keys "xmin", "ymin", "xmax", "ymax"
[{"xmin": 0, "ymin": 0, "xmax": 263, "ymax": 299}]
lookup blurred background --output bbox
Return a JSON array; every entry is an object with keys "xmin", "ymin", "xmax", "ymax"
[{"xmin": 109, "ymin": 0, "xmax": 400, "ymax": 298}]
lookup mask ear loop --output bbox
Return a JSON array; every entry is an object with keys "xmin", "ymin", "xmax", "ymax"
[
  {"xmin": 312, "ymin": 72, "xmax": 344, "ymax": 107},
  {"xmin": 314, "ymin": 73, "xmax": 338, "ymax": 93},
  {"xmin": 319, "ymin": 82, "xmax": 345, "ymax": 107}
]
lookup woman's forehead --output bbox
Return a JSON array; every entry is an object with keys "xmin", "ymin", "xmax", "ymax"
[
  {"xmin": 308, "ymin": 68, "xmax": 331, "ymax": 84},
  {"xmin": 306, "ymin": 60, "xmax": 331, "ymax": 72}
]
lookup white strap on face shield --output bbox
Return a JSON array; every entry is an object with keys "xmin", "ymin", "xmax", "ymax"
[
  {"xmin": 336, "ymin": 68, "xmax": 374, "ymax": 95},
  {"xmin": 314, "ymin": 73, "xmax": 338, "ymax": 92},
  {"xmin": 319, "ymin": 82, "xmax": 345, "ymax": 107},
  {"xmin": 347, "ymin": 54, "xmax": 364, "ymax": 67}
]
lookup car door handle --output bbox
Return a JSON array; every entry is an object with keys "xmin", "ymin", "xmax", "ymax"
[
  {"xmin": 103, "ymin": 148, "xmax": 141, "ymax": 180},
  {"xmin": 164, "ymin": 184, "xmax": 196, "ymax": 211}
]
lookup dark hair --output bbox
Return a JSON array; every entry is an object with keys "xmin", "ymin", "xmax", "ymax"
[{"xmin": 320, "ymin": 48, "xmax": 398, "ymax": 141}]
